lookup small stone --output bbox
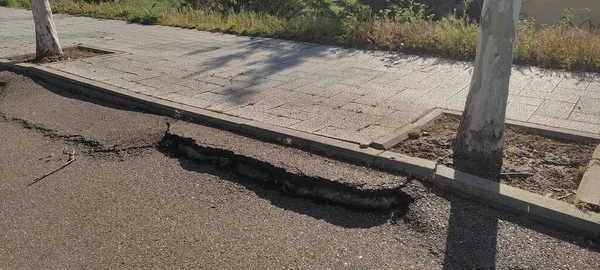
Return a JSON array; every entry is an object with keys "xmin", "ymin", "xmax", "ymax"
[
  {"xmin": 545, "ymin": 192, "xmax": 553, "ymax": 198},
  {"xmin": 407, "ymin": 131, "xmax": 420, "ymax": 139},
  {"xmin": 359, "ymin": 141, "xmax": 370, "ymax": 149},
  {"xmin": 422, "ymin": 131, "xmax": 431, "ymax": 136}
]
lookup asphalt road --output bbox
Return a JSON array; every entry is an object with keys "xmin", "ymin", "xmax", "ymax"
[{"xmin": 1, "ymin": 70, "xmax": 599, "ymax": 269}]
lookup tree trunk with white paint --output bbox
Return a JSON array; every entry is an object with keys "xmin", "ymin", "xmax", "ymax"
[
  {"xmin": 453, "ymin": 0, "xmax": 521, "ymax": 176},
  {"xmin": 30, "ymin": 0, "xmax": 63, "ymax": 59}
]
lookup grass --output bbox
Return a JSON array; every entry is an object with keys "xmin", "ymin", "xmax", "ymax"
[{"xmin": 3, "ymin": 0, "xmax": 600, "ymax": 72}]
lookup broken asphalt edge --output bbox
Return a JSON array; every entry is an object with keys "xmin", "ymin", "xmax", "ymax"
[{"xmin": 2, "ymin": 59, "xmax": 600, "ymax": 238}]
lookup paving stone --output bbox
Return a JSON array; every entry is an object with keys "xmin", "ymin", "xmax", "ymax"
[
  {"xmin": 353, "ymin": 87, "xmax": 401, "ymax": 106},
  {"xmin": 569, "ymin": 112, "xmax": 600, "ymax": 125},
  {"xmin": 586, "ymin": 83, "xmax": 600, "ymax": 92},
  {"xmin": 505, "ymin": 103, "xmax": 538, "ymax": 122},
  {"xmin": 558, "ymin": 77, "xmax": 591, "ymax": 90},
  {"xmin": 137, "ymin": 78, "xmax": 177, "ymax": 89},
  {"xmin": 300, "ymin": 104, "xmax": 356, "ymax": 119},
  {"xmin": 251, "ymin": 96, "xmax": 295, "ymax": 110},
  {"xmin": 340, "ymin": 103, "xmax": 393, "ymax": 117},
  {"xmin": 519, "ymin": 90, "xmax": 580, "ymax": 103},
  {"xmin": 278, "ymin": 78, "xmax": 315, "ymax": 90},
  {"xmin": 343, "ymin": 67, "xmax": 385, "ymax": 77},
  {"xmin": 357, "ymin": 124, "xmax": 397, "ymax": 141},
  {"xmin": 332, "ymin": 113, "xmax": 382, "ymax": 131},
  {"xmin": 523, "ymin": 77, "xmax": 563, "ymax": 93},
  {"xmin": 104, "ymin": 78, "xmax": 144, "ymax": 89},
  {"xmin": 307, "ymin": 76, "xmax": 346, "ymax": 88},
  {"xmin": 207, "ymin": 99, "xmax": 250, "ymax": 112},
  {"xmin": 388, "ymin": 88, "xmax": 430, "ymax": 103},
  {"xmin": 129, "ymin": 85, "xmax": 166, "ymax": 95},
  {"xmin": 533, "ymin": 100, "xmax": 576, "ymax": 119},
  {"xmin": 392, "ymin": 71, "xmax": 432, "ymax": 89},
  {"xmin": 158, "ymin": 74, "xmax": 222, "ymax": 91},
  {"xmin": 210, "ymin": 81, "xmax": 256, "ymax": 95},
  {"xmin": 508, "ymin": 75, "xmax": 533, "ymax": 94},
  {"xmin": 377, "ymin": 110, "xmax": 424, "ymax": 129},
  {"xmin": 193, "ymin": 92, "xmax": 229, "ymax": 103},
  {"xmin": 507, "ymin": 95, "xmax": 544, "ymax": 106},
  {"xmin": 339, "ymin": 74, "xmax": 377, "ymax": 86},
  {"xmin": 576, "ymin": 98, "xmax": 600, "ymax": 115},
  {"xmin": 315, "ymin": 126, "xmax": 370, "ymax": 143},
  {"xmin": 227, "ymin": 105, "xmax": 274, "ymax": 122},
  {"xmin": 528, "ymin": 115, "xmax": 600, "ymax": 133},
  {"xmin": 326, "ymin": 83, "xmax": 375, "ymax": 96},
  {"xmin": 261, "ymin": 116, "xmax": 302, "ymax": 127},
  {"xmin": 553, "ymin": 87, "xmax": 600, "ymax": 100},
  {"xmin": 294, "ymin": 85, "xmax": 342, "ymax": 98},
  {"xmin": 157, "ymin": 93, "xmax": 217, "ymax": 108},
  {"xmin": 369, "ymin": 72, "xmax": 410, "ymax": 84},
  {"xmin": 266, "ymin": 107, "xmax": 319, "ymax": 121},
  {"xmin": 379, "ymin": 99, "xmax": 429, "ymax": 112},
  {"xmin": 319, "ymin": 92, "xmax": 361, "ymax": 108},
  {"xmin": 413, "ymin": 87, "xmax": 463, "ymax": 107},
  {"xmin": 317, "ymin": 69, "xmax": 355, "ymax": 79},
  {"xmin": 289, "ymin": 115, "xmax": 339, "ymax": 133}
]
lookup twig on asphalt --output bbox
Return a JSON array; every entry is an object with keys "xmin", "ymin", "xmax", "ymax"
[{"xmin": 28, "ymin": 151, "xmax": 76, "ymax": 186}]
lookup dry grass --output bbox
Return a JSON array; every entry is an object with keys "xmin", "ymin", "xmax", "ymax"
[{"xmin": 3, "ymin": 0, "xmax": 600, "ymax": 72}]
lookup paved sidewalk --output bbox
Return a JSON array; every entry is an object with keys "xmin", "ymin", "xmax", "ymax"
[{"xmin": 2, "ymin": 7, "xmax": 600, "ymax": 143}]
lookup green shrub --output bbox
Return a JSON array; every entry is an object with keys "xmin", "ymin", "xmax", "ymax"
[
  {"xmin": 0, "ymin": 0, "xmax": 29, "ymax": 8},
  {"xmin": 172, "ymin": 0, "xmax": 308, "ymax": 18}
]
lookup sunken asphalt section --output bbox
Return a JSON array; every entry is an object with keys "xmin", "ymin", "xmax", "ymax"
[
  {"xmin": 2, "ymin": 60, "xmax": 600, "ymax": 238},
  {"xmin": 2, "ymin": 69, "xmax": 600, "ymax": 269}
]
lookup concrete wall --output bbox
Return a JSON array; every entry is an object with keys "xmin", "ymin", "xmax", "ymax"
[{"xmin": 521, "ymin": 0, "xmax": 600, "ymax": 27}]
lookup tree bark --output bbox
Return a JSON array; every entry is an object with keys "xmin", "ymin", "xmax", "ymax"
[
  {"xmin": 30, "ymin": 0, "xmax": 63, "ymax": 59},
  {"xmin": 453, "ymin": 0, "xmax": 521, "ymax": 177}
]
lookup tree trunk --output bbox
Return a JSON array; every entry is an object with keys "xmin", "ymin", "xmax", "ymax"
[
  {"xmin": 453, "ymin": 0, "xmax": 521, "ymax": 177},
  {"xmin": 30, "ymin": 0, "xmax": 63, "ymax": 59}
]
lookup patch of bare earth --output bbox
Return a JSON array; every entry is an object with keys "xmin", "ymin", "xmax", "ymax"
[
  {"xmin": 6, "ymin": 46, "xmax": 104, "ymax": 64},
  {"xmin": 393, "ymin": 115, "xmax": 596, "ymax": 202}
]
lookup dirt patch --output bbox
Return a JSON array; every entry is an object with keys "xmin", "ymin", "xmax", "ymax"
[
  {"xmin": 5, "ymin": 46, "xmax": 107, "ymax": 64},
  {"xmin": 393, "ymin": 115, "xmax": 597, "ymax": 202}
]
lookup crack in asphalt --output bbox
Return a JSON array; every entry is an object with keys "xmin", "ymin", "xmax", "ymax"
[{"xmin": 0, "ymin": 114, "xmax": 170, "ymax": 156}]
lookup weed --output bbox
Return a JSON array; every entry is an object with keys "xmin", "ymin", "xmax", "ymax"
[
  {"xmin": 0, "ymin": 0, "xmax": 28, "ymax": 8},
  {"xmin": 129, "ymin": 14, "xmax": 161, "ymax": 25}
]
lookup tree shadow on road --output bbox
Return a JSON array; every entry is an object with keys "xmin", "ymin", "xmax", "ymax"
[{"xmin": 426, "ymin": 171, "xmax": 600, "ymax": 269}]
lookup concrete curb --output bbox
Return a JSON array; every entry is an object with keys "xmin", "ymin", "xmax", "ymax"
[
  {"xmin": 435, "ymin": 165, "xmax": 600, "ymax": 238},
  {"xmin": 576, "ymin": 145, "xmax": 600, "ymax": 206},
  {"xmin": 442, "ymin": 109, "xmax": 600, "ymax": 142},
  {"xmin": 2, "ymin": 60, "xmax": 600, "ymax": 238},
  {"xmin": 374, "ymin": 108, "xmax": 600, "ymax": 150},
  {"xmin": 371, "ymin": 108, "xmax": 443, "ymax": 150}
]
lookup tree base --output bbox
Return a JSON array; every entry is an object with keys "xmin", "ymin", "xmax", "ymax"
[{"xmin": 453, "ymin": 151, "xmax": 503, "ymax": 179}]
